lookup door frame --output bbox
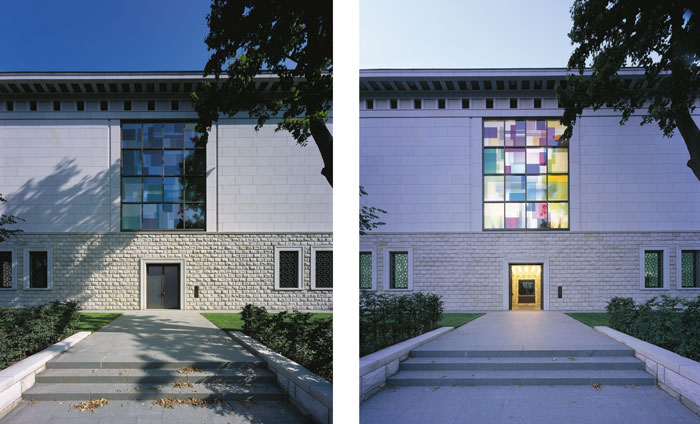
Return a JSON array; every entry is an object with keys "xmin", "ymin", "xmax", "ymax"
[
  {"xmin": 502, "ymin": 258, "xmax": 549, "ymax": 311},
  {"xmin": 140, "ymin": 259, "xmax": 186, "ymax": 310}
]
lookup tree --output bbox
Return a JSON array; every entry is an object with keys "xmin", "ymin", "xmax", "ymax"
[
  {"xmin": 0, "ymin": 194, "xmax": 23, "ymax": 243},
  {"xmin": 558, "ymin": 1, "xmax": 700, "ymax": 181},
  {"xmin": 359, "ymin": 186, "xmax": 386, "ymax": 235},
  {"xmin": 194, "ymin": 0, "xmax": 333, "ymax": 186}
]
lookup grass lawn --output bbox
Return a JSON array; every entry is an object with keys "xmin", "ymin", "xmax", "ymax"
[
  {"xmin": 202, "ymin": 312, "xmax": 332, "ymax": 332},
  {"xmin": 566, "ymin": 312, "xmax": 610, "ymax": 327},
  {"xmin": 74, "ymin": 313, "xmax": 122, "ymax": 333},
  {"xmin": 438, "ymin": 313, "xmax": 484, "ymax": 328}
]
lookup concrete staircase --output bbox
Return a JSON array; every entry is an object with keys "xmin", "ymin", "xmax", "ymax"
[
  {"xmin": 23, "ymin": 358, "xmax": 285, "ymax": 401},
  {"xmin": 388, "ymin": 348, "xmax": 656, "ymax": 387}
]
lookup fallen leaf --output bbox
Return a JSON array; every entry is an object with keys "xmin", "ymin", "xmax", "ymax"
[
  {"xmin": 568, "ymin": 357, "xmax": 576, "ymax": 361},
  {"xmin": 630, "ymin": 384, "xmax": 637, "ymax": 389},
  {"xmin": 432, "ymin": 386, "xmax": 440, "ymax": 391},
  {"xmin": 70, "ymin": 399, "xmax": 109, "ymax": 412},
  {"xmin": 592, "ymin": 383, "xmax": 601, "ymax": 391},
  {"xmin": 176, "ymin": 367, "xmax": 205, "ymax": 374},
  {"xmin": 152, "ymin": 397, "xmax": 216, "ymax": 409},
  {"xmin": 551, "ymin": 358, "xmax": 557, "ymax": 361},
  {"xmin": 173, "ymin": 381, "xmax": 194, "ymax": 389},
  {"xmin": 119, "ymin": 370, "xmax": 127, "ymax": 376}
]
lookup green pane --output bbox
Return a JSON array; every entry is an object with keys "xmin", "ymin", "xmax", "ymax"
[
  {"xmin": 548, "ymin": 175, "xmax": 568, "ymax": 201},
  {"xmin": 390, "ymin": 252, "xmax": 408, "ymax": 289},
  {"xmin": 548, "ymin": 203, "xmax": 568, "ymax": 229},
  {"xmin": 644, "ymin": 251, "xmax": 662, "ymax": 288},
  {"xmin": 484, "ymin": 176, "xmax": 504, "ymax": 201},
  {"xmin": 484, "ymin": 203, "xmax": 504, "ymax": 229},
  {"xmin": 121, "ymin": 177, "xmax": 141, "ymax": 202},
  {"xmin": 682, "ymin": 251, "xmax": 698, "ymax": 288},
  {"xmin": 484, "ymin": 149, "xmax": 504, "ymax": 174},
  {"xmin": 548, "ymin": 148, "xmax": 568, "ymax": 173},
  {"xmin": 360, "ymin": 252, "xmax": 373, "ymax": 289},
  {"xmin": 121, "ymin": 204, "xmax": 141, "ymax": 230}
]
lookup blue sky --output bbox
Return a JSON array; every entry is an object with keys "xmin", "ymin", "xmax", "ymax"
[
  {"xmin": 360, "ymin": 0, "xmax": 575, "ymax": 69},
  {"xmin": 0, "ymin": 0, "xmax": 211, "ymax": 71}
]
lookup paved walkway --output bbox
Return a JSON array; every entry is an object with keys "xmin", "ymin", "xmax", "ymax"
[
  {"xmin": 362, "ymin": 311, "xmax": 700, "ymax": 423},
  {"xmin": 1, "ymin": 311, "xmax": 305, "ymax": 424}
]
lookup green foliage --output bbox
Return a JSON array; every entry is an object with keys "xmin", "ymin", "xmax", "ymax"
[
  {"xmin": 194, "ymin": 0, "xmax": 333, "ymax": 185},
  {"xmin": 559, "ymin": 2, "xmax": 700, "ymax": 180},
  {"xmin": 0, "ymin": 194, "xmax": 24, "ymax": 243},
  {"xmin": 606, "ymin": 295, "xmax": 700, "ymax": 361},
  {"xmin": 360, "ymin": 291, "xmax": 444, "ymax": 357},
  {"xmin": 359, "ymin": 186, "xmax": 386, "ymax": 235},
  {"xmin": 0, "ymin": 301, "xmax": 80, "ymax": 369},
  {"xmin": 240, "ymin": 305, "xmax": 332, "ymax": 381}
]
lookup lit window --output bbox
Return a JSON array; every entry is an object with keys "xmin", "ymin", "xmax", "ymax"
[
  {"xmin": 483, "ymin": 119, "xmax": 569, "ymax": 230},
  {"xmin": 681, "ymin": 250, "xmax": 700, "ymax": 288}
]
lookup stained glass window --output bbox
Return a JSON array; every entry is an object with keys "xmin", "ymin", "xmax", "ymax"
[
  {"xmin": 644, "ymin": 251, "xmax": 663, "ymax": 288},
  {"xmin": 390, "ymin": 252, "xmax": 409, "ymax": 289},
  {"xmin": 681, "ymin": 250, "xmax": 700, "ymax": 288},
  {"xmin": 0, "ymin": 251, "xmax": 12, "ymax": 289},
  {"xmin": 315, "ymin": 250, "xmax": 333, "ymax": 289},
  {"xmin": 121, "ymin": 122, "xmax": 205, "ymax": 230},
  {"xmin": 484, "ymin": 119, "xmax": 569, "ymax": 230},
  {"xmin": 279, "ymin": 250, "xmax": 300, "ymax": 289},
  {"xmin": 360, "ymin": 252, "xmax": 373, "ymax": 289}
]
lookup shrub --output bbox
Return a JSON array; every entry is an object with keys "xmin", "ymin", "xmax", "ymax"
[
  {"xmin": 0, "ymin": 301, "xmax": 80, "ymax": 369},
  {"xmin": 360, "ymin": 291, "xmax": 443, "ymax": 357},
  {"xmin": 606, "ymin": 295, "xmax": 700, "ymax": 362},
  {"xmin": 241, "ymin": 305, "xmax": 332, "ymax": 381}
]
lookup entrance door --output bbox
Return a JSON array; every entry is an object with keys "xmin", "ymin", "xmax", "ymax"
[
  {"xmin": 147, "ymin": 264, "xmax": 180, "ymax": 309},
  {"xmin": 509, "ymin": 264, "xmax": 543, "ymax": 310}
]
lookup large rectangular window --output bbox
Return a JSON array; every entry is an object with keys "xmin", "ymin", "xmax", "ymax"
[
  {"xmin": 121, "ymin": 122, "xmax": 205, "ymax": 231},
  {"xmin": 483, "ymin": 119, "xmax": 569, "ymax": 230},
  {"xmin": 681, "ymin": 250, "xmax": 700, "ymax": 288}
]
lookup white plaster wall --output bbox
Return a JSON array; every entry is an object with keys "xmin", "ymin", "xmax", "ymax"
[
  {"xmin": 360, "ymin": 108, "xmax": 700, "ymax": 232},
  {"xmin": 216, "ymin": 119, "xmax": 333, "ymax": 232}
]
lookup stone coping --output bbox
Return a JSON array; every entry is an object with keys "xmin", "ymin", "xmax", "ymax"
[
  {"xmin": 360, "ymin": 327, "xmax": 454, "ymax": 376},
  {"xmin": 228, "ymin": 331, "xmax": 332, "ymax": 423}
]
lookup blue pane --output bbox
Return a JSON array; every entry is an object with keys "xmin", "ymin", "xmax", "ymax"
[
  {"xmin": 143, "ymin": 177, "xmax": 163, "ymax": 202},
  {"xmin": 142, "ymin": 204, "xmax": 162, "ymax": 229},
  {"xmin": 184, "ymin": 123, "xmax": 201, "ymax": 148},
  {"xmin": 505, "ymin": 176, "xmax": 526, "ymax": 201},
  {"xmin": 121, "ymin": 177, "xmax": 141, "ymax": 202},
  {"xmin": 143, "ymin": 150, "xmax": 163, "ymax": 175},
  {"xmin": 164, "ymin": 150, "xmax": 184, "ymax": 175},
  {"xmin": 121, "ymin": 204, "xmax": 141, "ymax": 230},
  {"xmin": 163, "ymin": 177, "xmax": 183, "ymax": 202},
  {"xmin": 163, "ymin": 123, "xmax": 184, "ymax": 148},
  {"xmin": 143, "ymin": 123, "xmax": 163, "ymax": 148},
  {"xmin": 122, "ymin": 124, "xmax": 142, "ymax": 148},
  {"xmin": 163, "ymin": 204, "xmax": 184, "ymax": 229},
  {"xmin": 122, "ymin": 150, "xmax": 142, "ymax": 175},
  {"xmin": 185, "ymin": 204, "xmax": 205, "ymax": 229}
]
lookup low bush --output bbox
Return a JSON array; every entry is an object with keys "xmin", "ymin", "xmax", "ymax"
[
  {"xmin": 240, "ymin": 305, "xmax": 332, "ymax": 381},
  {"xmin": 360, "ymin": 291, "xmax": 443, "ymax": 357},
  {"xmin": 0, "ymin": 301, "xmax": 80, "ymax": 369},
  {"xmin": 606, "ymin": 295, "xmax": 700, "ymax": 361}
]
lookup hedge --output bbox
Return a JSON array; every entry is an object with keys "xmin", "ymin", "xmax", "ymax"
[
  {"xmin": 0, "ymin": 301, "xmax": 81, "ymax": 369},
  {"xmin": 241, "ymin": 305, "xmax": 333, "ymax": 381},
  {"xmin": 360, "ymin": 291, "xmax": 443, "ymax": 357},
  {"xmin": 607, "ymin": 295, "xmax": 700, "ymax": 362}
]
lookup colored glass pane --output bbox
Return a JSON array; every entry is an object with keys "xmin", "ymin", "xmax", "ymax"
[
  {"xmin": 505, "ymin": 120, "xmax": 526, "ymax": 146},
  {"xmin": 122, "ymin": 123, "xmax": 142, "ymax": 148},
  {"xmin": 143, "ymin": 150, "xmax": 163, "ymax": 175},
  {"xmin": 526, "ymin": 175, "xmax": 547, "ymax": 201},
  {"xmin": 121, "ymin": 177, "xmax": 141, "ymax": 202},
  {"xmin": 483, "ymin": 120, "xmax": 504, "ymax": 146},
  {"xmin": 547, "ymin": 120, "xmax": 568, "ymax": 146},
  {"xmin": 548, "ymin": 203, "xmax": 569, "ymax": 229},
  {"xmin": 484, "ymin": 148, "xmax": 504, "ymax": 174},
  {"xmin": 505, "ymin": 176, "xmax": 526, "ymax": 201},
  {"xmin": 526, "ymin": 120, "xmax": 547, "ymax": 146},
  {"xmin": 143, "ymin": 123, "xmax": 163, "ymax": 148},
  {"xmin": 526, "ymin": 203, "xmax": 548, "ymax": 229},
  {"xmin": 548, "ymin": 148, "xmax": 568, "ymax": 173},
  {"xmin": 163, "ymin": 204, "xmax": 183, "ymax": 229},
  {"xmin": 505, "ymin": 148, "xmax": 526, "ymax": 174},
  {"xmin": 484, "ymin": 176, "xmax": 504, "ymax": 201},
  {"xmin": 164, "ymin": 150, "xmax": 184, "ymax": 175},
  {"xmin": 505, "ymin": 203, "xmax": 526, "ymax": 229},
  {"xmin": 122, "ymin": 150, "xmax": 142, "ymax": 175},
  {"xmin": 185, "ymin": 204, "xmax": 205, "ymax": 229},
  {"xmin": 526, "ymin": 147, "xmax": 547, "ymax": 174},
  {"xmin": 121, "ymin": 204, "xmax": 141, "ymax": 230},
  {"xmin": 484, "ymin": 203, "xmax": 504, "ymax": 229},
  {"xmin": 360, "ymin": 252, "xmax": 373, "ymax": 289},
  {"xmin": 184, "ymin": 123, "xmax": 201, "ymax": 148},
  {"xmin": 143, "ymin": 177, "xmax": 163, "ymax": 202},
  {"xmin": 390, "ymin": 252, "xmax": 409, "ymax": 289},
  {"xmin": 644, "ymin": 251, "xmax": 663, "ymax": 288},
  {"xmin": 142, "ymin": 204, "xmax": 162, "ymax": 229},
  {"xmin": 163, "ymin": 177, "xmax": 183, "ymax": 202},
  {"xmin": 163, "ymin": 123, "xmax": 184, "ymax": 148},
  {"xmin": 548, "ymin": 175, "xmax": 568, "ymax": 201},
  {"xmin": 185, "ymin": 149, "xmax": 206, "ymax": 174}
]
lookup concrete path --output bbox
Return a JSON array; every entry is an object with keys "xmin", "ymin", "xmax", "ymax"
[{"xmin": 1, "ymin": 311, "xmax": 305, "ymax": 423}]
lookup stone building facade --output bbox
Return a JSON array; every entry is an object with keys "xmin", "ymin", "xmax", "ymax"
[
  {"xmin": 359, "ymin": 68, "xmax": 700, "ymax": 312},
  {"xmin": 0, "ymin": 72, "xmax": 332, "ymax": 311}
]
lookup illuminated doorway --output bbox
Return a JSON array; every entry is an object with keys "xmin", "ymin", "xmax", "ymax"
[{"xmin": 509, "ymin": 264, "xmax": 543, "ymax": 310}]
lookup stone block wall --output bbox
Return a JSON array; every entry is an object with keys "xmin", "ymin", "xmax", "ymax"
[
  {"xmin": 0, "ymin": 233, "xmax": 332, "ymax": 311},
  {"xmin": 360, "ymin": 231, "xmax": 700, "ymax": 311}
]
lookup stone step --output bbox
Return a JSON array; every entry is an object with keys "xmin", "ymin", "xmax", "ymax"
[
  {"xmin": 36, "ymin": 367, "xmax": 275, "ymax": 384},
  {"xmin": 45, "ymin": 360, "xmax": 266, "ymax": 370},
  {"xmin": 401, "ymin": 356, "xmax": 644, "ymax": 371},
  {"xmin": 387, "ymin": 369, "xmax": 656, "ymax": 386},
  {"xmin": 410, "ymin": 349, "xmax": 636, "ymax": 358},
  {"xmin": 22, "ymin": 382, "xmax": 286, "ymax": 401}
]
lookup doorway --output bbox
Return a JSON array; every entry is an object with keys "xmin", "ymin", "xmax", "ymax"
[
  {"xmin": 146, "ymin": 264, "xmax": 180, "ymax": 309},
  {"xmin": 509, "ymin": 264, "xmax": 543, "ymax": 310}
]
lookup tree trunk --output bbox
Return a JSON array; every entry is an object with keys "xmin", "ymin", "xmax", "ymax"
[
  {"xmin": 310, "ymin": 119, "xmax": 333, "ymax": 186},
  {"xmin": 675, "ymin": 108, "xmax": 700, "ymax": 182}
]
